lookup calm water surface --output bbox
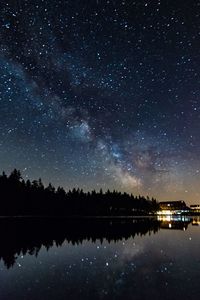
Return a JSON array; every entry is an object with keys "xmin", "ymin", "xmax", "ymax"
[{"xmin": 0, "ymin": 216, "xmax": 200, "ymax": 300}]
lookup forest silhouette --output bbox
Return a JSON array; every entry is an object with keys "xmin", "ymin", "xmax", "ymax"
[
  {"xmin": 0, "ymin": 170, "xmax": 193, "ymax": 268},
  {"xmin": 0, "ymin": 169, "xmax": 159, "ymax": 216}
]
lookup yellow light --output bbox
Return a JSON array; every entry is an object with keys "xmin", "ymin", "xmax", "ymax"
[
  {"xmin": 157, "ymin": 215, "xmax": 172, "ymax": 222},
  {"xmin": 157, "ymin": 210, "xmax": 173, "ymax": 215}
]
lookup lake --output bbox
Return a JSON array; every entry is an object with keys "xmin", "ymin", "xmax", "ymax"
[{"xmin": 0, "ymin": 216, "xmax": 200, "ymax": 299}]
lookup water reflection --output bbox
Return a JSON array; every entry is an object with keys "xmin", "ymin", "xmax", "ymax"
[
  {"xmin": 0, "ymin": 217, "xmax": 160, "ymax": 269},
  {"xmin": 0, "ymin": 216, "xmax": 199, "ymax": 269},
  {"xmin": 192, "ymin": 218, "xmax": 200, "ymax": 226},
  {"xmin": 157, "ymin": 215, "xmax": 192, "ymax": 230},
  {"xmin": 0, "ymin": 216, "xmax": 200, "ymax": 299}
]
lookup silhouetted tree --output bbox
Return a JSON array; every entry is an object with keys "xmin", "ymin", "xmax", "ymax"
[{"xmin": 9, "ymin": 169, "xmax": 21, "ymax": 182}]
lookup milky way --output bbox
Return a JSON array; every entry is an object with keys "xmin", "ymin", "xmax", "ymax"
[{"xmin": 0, "ymin": 0, "xmax": 200, "ymax": 202}]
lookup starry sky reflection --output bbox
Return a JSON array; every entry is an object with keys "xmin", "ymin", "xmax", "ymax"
[{"xmin": 0, "ymin": 221, "xmax": 200, "ymax": 300}]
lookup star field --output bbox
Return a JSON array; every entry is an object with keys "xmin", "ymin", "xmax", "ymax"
[{"xmin": 0, "ymin": 0, "xmax": 200, "ymax": 202}]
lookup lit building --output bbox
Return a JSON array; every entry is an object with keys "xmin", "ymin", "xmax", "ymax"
[
  {"xmin": 158, "ymin": 201, "xmax": 190, "ymax": 215},
  {"xmin": 190, "ymin": 205, "xmax": 200, "ymax": 213}
]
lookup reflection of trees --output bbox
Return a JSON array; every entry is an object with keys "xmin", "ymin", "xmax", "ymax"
[
  {"xmin": 0, "ymin": 218, "xmax": 161, "ymax": 268},
  {"xmin": 0, "ymin": 169, "xmax": 159, "ymax": 216}
]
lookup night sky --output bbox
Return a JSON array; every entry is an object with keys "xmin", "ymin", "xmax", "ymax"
[{"xmin": 0, "ymin": 0, "xmax": 200, "ymax": 203}]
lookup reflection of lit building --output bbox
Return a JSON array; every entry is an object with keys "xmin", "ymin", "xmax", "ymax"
[
  {"xmin": 192, "ymin": 217, "xmax": 200, "ymax": 226},
  {"xmin": 190, "ymin": 205, "xmax": 200, "ymax": 213},
  {"xmin": 157, "ymin": 215, "xmax": 191, "ymax": 230},
  {"xmin": 157, "ymin": 201, "xmax": 190, "ymax": 215}
]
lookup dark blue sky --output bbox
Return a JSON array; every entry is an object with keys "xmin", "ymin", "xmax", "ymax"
[{"xmin": 0, "ymin": 0, "xmax": 200, "ymax": 202}]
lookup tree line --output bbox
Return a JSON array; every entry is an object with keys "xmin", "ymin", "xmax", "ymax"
[{"xmin": 0, "ymin": 169, "xmax": 159, "ymax": 216}]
